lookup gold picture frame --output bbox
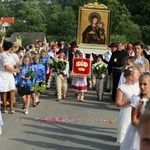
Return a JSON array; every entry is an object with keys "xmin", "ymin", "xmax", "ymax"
[{"xmin": 77, "ymin": 2, "xmax": 112, "ymax": 52}]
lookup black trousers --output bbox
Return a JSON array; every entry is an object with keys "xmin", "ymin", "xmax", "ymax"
[{"xmin": 112, "ymin": 68, "xmax": 122, "ymax": 101}]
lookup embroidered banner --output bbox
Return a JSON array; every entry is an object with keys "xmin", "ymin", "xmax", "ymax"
[{"xmin": 72, "ymin": 58, "xmax": 91, "ymax": 76}]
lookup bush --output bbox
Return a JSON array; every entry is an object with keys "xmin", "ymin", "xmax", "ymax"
[
  {"xmin": 141, "ymin": 25, "xmax": 150, "ymax": 45},
  {"xmin": 110, "ymin": 34, "xmax": 128, "ymax": 44}
]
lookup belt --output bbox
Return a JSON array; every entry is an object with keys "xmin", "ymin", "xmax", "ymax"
[
  {"xmin": 113, "ymin": 67, "xmax": 123, "ymax": 69},
  {"xmin": 57, "ymin": 73, "xmax": 63, "ymax": 75},
  {"xmin": 57, "ymin": 73, "xmax": 67, "ymax": 77}
]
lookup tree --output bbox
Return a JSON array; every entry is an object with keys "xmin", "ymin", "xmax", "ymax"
[
  {"xmin": 0, "ymin": 4, "xmax": 12, "ymax": 17},
  {"xmin": 2, "ymin": 0, "xmax": 148, "ymax": 44},
  {"xmin": 110, "ymin": 34, "xmax": 127, "ymax": 44},
  {"xmin": 119, "ymin": 0, "xmax": 150, "ymax": 26},
  {"xmin": 22, "ymin": 36, "xmax": 32, "ymax": 46},
  {"xmin": 69, "ymin": 0, "xmax": 96, "ymax": 19},
  {"xmin": 57, "ymin": 6, "xmax": 77, "ymax": 43},
  {"xmin": 6, "ymin": 20, "xmax": 28, "ymax": 37},
  {"xmin": 6, "ymin": 2, "xmax": 47, "ymax": 36},
  {"xmin": 39, "ymin": 2, "xmax": 61, "ymax": 35},
  {"xmin": 97, "ymin": 0, "xmax": 142, "ymax": 43},
  {"xmin": 55, "ymin": 0, "xmax": 71, "ymax": 9},
  {"xmin": 68, "ymin": 0, "xmax": 142, "ymax": 43},
  {"xmin": 141, "ymin": 25, "xmax": 150, "ymax": 45}
]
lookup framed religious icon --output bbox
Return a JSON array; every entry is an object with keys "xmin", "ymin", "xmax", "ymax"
[{"xmin": 77, "ymin": 2, "xmax": 112, "ymax": 48}]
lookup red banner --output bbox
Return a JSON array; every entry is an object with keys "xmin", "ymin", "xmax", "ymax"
[{"xmin": 72, "ymin": 58, "xmax": 91, "ymax": 76}]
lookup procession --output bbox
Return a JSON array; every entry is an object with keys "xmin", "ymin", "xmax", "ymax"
[{"xmin": 0, "ymin": 1, "xmax": 150, "ymax": 150}]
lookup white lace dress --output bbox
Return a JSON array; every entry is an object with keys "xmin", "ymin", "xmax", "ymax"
[
  {"xmin": 0, "ymin": 52, "xmax": 16, "ymax": 92},
  {"xmin": 0, "ymin": 77, "xmax": 4, "ymax": 127},
  {"xmin": 72, "ymin": 76, "xmax": 87, "ymax": 92},
  {"xmin": 120, "ymin": 95, "xmax": 149, "ymax": 150},
  {"xmin": 117, "ymin": 83, "xmax": 140, "ymax": 143}
]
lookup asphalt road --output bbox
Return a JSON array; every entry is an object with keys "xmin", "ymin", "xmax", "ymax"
[{"xmin": 0, "ymin": 89, "xmax": 120, "ymax": 150}]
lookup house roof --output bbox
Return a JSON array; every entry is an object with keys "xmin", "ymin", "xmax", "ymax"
[
  {"xmin": 10, "ymin": 32, "xmax": 47, "ymax": 46},
  {"xmin": 0, "ymin": 17, "xmax": 14, "ymax": 25}
]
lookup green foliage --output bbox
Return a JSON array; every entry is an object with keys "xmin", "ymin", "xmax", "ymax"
[
  {"xmin": 110, "ymin": 34, "xmax": 127, "ymax": 44},
  {"xmin": 119, "ymin": 0, "xmax": 150, "ymax": 26},
  {"xmin": 1, "ymin": 0, "xmax": 149, "ymax": 44},
  {"xmin": 47, "ymin": 35, "xmax": 59, "ymax": 42},
  {"xmin": 25, "ymin": 71, "xmax": 35, "ymax": 78},
  {"xmin": 57, "ymin": 6, "xmax": 77, "ymax": 42},
  {"xmin": 0, "ymin": 32, "xmax": 6, "ymax": 37},
  {"xmin": 0, "ymin": 4, "xmax": 12, "ymax": 17},
  {"xmin": 33, "ymin": 82, "xmax": 46, "ymax": 93},
  {"xmin": 6, "ymin": 2, "xmax": 46, "ymax": 36},
  {"xmin": 141, "ymin": 25, "xmax": 150, "ymax": 45},
  {"xmin": 6, "ymin": 21, "xmax": 28, "ymax": 37},
  {"xmin": 124, "ymin": 23, "xmax": 141, "ymax": 43},
  {"xmin": 38, "ymin": 2, "xmax": 61, "ymax": 35},
  {"xmin": 68, "ymin": 0, "xmax": 96, "ymax": 19},
  {"xmin": 22, "ymin": 37, "xmax": 32, "ymax": 46},
  {"xmin": 100, "ymin": 0, "xmax": 142, "ymax": 43}
]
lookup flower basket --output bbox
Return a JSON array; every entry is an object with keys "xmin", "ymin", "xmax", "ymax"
[
  {"xmin": 92, "ymin": 61, "xmax": 108, "ymax": 75},
  {"xmin": 48, "ymin": 58, "xmax": 68, "ymax": 74}
]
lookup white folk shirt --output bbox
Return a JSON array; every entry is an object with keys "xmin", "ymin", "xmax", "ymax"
[
  {"xmin": 134, "ymin": 56, "xmax": 147, "ymax": 68},
  {"xmin": 103, "ymin": 51, "xmax": 112, "ymax": 62}
]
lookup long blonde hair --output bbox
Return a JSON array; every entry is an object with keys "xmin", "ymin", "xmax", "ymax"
[
  {"xmin": 123, "ymin": 65, "xmax": 139, "ymax": 78},
  {"xmin": 22, "ymin": 54, "xmax": 32, "ymax": 66}
]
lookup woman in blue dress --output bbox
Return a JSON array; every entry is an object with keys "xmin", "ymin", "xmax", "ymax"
[
  {"xmin": 16, "ymin": 54, "xmax": 35, "ymax": 115},
  {"xmin": 32, "ymin": 54, "xmax": 46, "ymax": 104}
]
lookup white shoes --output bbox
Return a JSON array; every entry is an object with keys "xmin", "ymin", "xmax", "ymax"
[
  {"xmin": 0, "ymin": 126, "xmax": 2, "ymax": 135},
  {"xmin": 24, "ymin": 110, "xmax": 29, "ymax": 115}
]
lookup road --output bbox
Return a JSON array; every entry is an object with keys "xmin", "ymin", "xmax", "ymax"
[{"xmin": 0, "ymin": 88, "xmax": 120, "ymax": 150}]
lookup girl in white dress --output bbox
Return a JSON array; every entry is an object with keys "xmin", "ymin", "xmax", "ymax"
[
  {"xmin": 116, "ymin": 66, "xmax": 140, "ymax": 143},
  {"xmin": 72, "ymin": 51, "xmax": 87, "ymax": 102},
  {"xmin": 120, "ymin": 72, "xmax": 150, "ymax": 150},
  {"xmin": 118, "ymin": 56, "xmax": 135, "ymax": 87},
  {"xmin": 0, "ymin": 77, "xmax": 4, "ymax": 135},
  {"xmin": 139, "ymin": 100, "xmax": 150, "ymax": 150}
]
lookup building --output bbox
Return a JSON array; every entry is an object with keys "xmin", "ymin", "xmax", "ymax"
[{"xmin": 0, "ymin": 17, "xmax": 14, "ymax": 32}]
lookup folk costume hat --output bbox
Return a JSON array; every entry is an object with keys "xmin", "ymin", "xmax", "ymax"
[
  {"xmin": 70, "ymin": 42, "xmax": 79, "ymax": 48},
  {"xmin": 108, "ymin": 43, "xmax": 117, "ymax": 48}
]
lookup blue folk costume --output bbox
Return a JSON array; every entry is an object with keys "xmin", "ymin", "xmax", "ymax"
[
  {"xmin": 15, "ymin": 64, "xmax": 35, "ymax": 96},
  {"xmin": 32, "ymin": 62, "xmax": 46, "ymax": 84},
  {"xmin": 40, "ymin": 56, "xmax": 49, "ymax": 74}
]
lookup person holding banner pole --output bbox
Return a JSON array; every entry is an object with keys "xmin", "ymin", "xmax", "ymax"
[{"xmin": 72, "ymin": 51, "xmax": 87, "ymax": 102}]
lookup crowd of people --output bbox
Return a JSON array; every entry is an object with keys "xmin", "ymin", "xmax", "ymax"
[{"xmin": 0, "ymin": 36, "xmax": 150, "ymax": 149}]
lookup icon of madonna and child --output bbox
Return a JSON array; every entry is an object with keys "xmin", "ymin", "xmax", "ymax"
[{"xmin": 82, "ymin": 12, "xmax": 106, "ymax": 44}]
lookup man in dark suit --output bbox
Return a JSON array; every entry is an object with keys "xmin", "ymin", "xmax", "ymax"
[
  {"xmin": 108, "ymin": 42, "xmax": 129, "ymax": 101},
  {"xmin": 68, "ymin": 42, "xmax": 79, "ymax": 72}
]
